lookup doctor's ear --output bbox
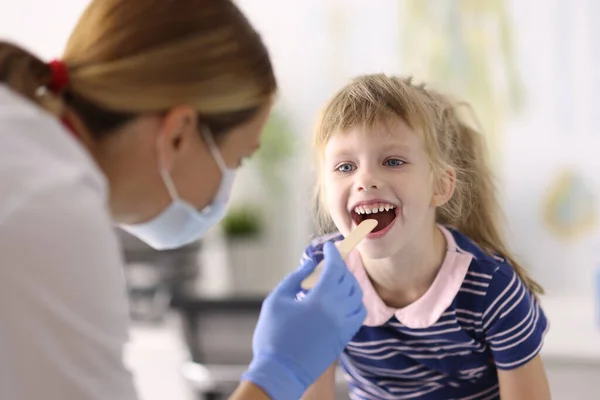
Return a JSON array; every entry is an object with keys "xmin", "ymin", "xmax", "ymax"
[
  {"xmin": 154, "ymin": 105, "xmax": 200, "ymax": 171},
  {"xmin": 160, "ymin": 105, "xmax": 199, "ymax": 150},
  {"xmin": 431, "ymin": 166, "xmax": 456, "ymax": 207}
]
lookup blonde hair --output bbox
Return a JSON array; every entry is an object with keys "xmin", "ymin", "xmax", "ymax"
[
  {"xmin": 0, "ymin": 0, "xmax": 276, "ymax": 138},
  {"xmin": 313, "ymin": 74, "xmax": 543, "ymax": 295}
]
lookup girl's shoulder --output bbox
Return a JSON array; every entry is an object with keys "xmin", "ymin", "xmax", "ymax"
[
  {"xmin": 445, "ymin": 226, "xmax": 513, "ymax": 276},
  {"xmin": 300, "ymin": 231, "xmax": 344, "ymax": 264}
]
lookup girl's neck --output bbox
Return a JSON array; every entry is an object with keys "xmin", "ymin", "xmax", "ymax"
[{"xmin": 361, "ymin": 223, "xmax": 448, "ymax": 309}]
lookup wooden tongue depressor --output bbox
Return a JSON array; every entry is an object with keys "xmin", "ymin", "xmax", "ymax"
[{"xmin": 300, "ymin": 219, "xmax": 378, "ymax": 290}]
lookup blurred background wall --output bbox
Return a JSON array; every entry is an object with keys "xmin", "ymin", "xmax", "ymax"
[{"xmin": 2, "ymin": 0, "xmax": 598, "ymax": 297}]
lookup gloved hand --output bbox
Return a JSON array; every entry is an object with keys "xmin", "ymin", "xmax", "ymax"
[{"xmin": 242, "ymin": 241, "xmax": 366, "ymax": 400}]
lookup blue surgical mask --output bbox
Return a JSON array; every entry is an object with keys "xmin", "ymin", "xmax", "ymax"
[{"xmin": 120, "ymin": 127, "xmax": 237, "ymax": 250}]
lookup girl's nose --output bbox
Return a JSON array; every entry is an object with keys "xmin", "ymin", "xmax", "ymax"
[
  {"xmin": 355, "ymin": 168, "xmax": 382, "ymax": 192},
  {"xmin": 358, "ymin": 183, "xmax": 378, "ymax": 192}
]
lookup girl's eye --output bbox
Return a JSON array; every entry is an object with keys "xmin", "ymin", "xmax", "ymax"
[
  {"xmin": 384, "ymin": 158, "xmax": 404, "ymax": 167},
  {"xmin": 336, "ymin": 163, "xmax": 355, "ymax": 173}
]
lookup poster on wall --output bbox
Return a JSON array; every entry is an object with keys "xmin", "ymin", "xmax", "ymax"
[{"xmin": 543, "ymin": 168, "xmax": 597, "ymax": 242}]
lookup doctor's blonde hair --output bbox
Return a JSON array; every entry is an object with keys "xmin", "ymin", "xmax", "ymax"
[
  {"xmin": 0, "ymin": 0, "xmax": 276, "ymax": 139},
  {"xmin": 313, "ymin": 74, "xmax": 543, "ymax": 295}
]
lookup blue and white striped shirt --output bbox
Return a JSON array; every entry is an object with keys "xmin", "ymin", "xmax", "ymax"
[{"xmin": 298, "ymin": 225, "xmax": 548, "ymax": 399}]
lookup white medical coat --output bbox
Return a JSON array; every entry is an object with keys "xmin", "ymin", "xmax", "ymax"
[{"xmin": 0, "ymin": 85, "xmax": 137, "ymax": 399}]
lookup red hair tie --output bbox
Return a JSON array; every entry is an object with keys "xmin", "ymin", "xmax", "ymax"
[{"xmin": 47, "ymin": 59, "xmax": 69, "ymax": 93}]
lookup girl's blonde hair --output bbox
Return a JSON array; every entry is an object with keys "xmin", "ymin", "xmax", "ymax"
[
  {"xmin": 0, "ymin": 0, "xmax": 276, "ymax": 139},
  {"xmin": 313, "ymin": 74, "xmax": 543, "ymax": 295}
]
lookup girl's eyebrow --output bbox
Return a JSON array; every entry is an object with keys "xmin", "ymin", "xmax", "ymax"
[
  {"xmin": 382, "ymin": 143, "xmax": 412, "ymax": 154},
  {"xmin": 325, "ymin": 144, "xmax": 357, "ymax": 157},
  {"xmin": 326, "ymin": 140, "xmax": 413, "ymax": 159},
  {"xmin": 328, "ymin": 150, "xmax": 355, "ymax": 158}
]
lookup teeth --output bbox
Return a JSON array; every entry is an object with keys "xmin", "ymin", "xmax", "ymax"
[{"xmin": 353, "ymin": 203, "xmax": 396, "ymax": 215}]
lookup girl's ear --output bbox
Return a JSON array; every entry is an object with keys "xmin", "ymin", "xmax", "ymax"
[{"xmin": 432, "ymin": 166, "xmax": 456, "ymax": 207}]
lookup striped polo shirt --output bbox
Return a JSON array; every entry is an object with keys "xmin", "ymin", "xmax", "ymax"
[{"xmin": 298, "ymin": 225, "xmax": 549, "ymax": 399}]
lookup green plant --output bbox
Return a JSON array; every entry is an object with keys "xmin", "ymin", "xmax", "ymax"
[
  {"xmin": 221, "ymin": 206, "xmax": 263, "ymax": 239},
  {"xmin": 251, "ymin": 109, "xmax": 297, "ymax": 194}
]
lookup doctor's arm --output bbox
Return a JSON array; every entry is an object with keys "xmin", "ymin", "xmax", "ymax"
[
  {"xmin": 231, "ymin": 368, "xmax": 336, "ymax": 400},
  {"xmin": 230, "ymin": 242, "xmax": 366, "ymax": 400},
  {"xmin": 301, "ymin": 363, "xmax": 337, "ymax": 400},
  {"xmin": 230, "ymin": 381, "xmax": 271, "ymax": 400}
]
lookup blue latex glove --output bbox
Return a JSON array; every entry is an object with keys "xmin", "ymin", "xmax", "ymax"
[{"xmin": 242, "ymin": 241, "xmax": 366, "ymax": 400}]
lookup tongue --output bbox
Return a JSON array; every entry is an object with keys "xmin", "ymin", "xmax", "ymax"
[{"xmin": 366, "ymin": 210, "xmax": 396, "ymax": 232}]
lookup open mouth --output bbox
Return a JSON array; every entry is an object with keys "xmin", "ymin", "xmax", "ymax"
[{"xmin": 351, "ymin": 203, "xmax": 399, "ymax": 234}]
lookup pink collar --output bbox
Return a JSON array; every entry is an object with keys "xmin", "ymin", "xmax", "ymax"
[{"xmin": 347, "ymin": 225, "xmax": 473, "ymax": 328}]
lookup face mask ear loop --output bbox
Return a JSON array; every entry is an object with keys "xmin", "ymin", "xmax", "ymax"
[
  {"xmin": 159, "ymin": 167, "xmax": 179, "ymax": 200},
  {"xmin": 156, "ymin": 134, "xmax": 180, "ymax": 201},
  {"xmin": 201, "ymin": 126, "xmax": 228, "ymax": 172}
]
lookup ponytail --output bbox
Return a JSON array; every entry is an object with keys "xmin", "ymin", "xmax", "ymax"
[
  {"xmin": 0, "ymin": 41, "xmax": 66, "ymax": 115},
  {"xmin": 433, "ymin": 95, "xmax": 544, "ymax": 295},
  {"xmin": 0, "ymin": 42, "xmax": 141, "ymax": 137}
]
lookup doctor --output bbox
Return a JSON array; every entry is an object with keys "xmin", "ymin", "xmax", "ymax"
[{"xmin": 0, "ymin": 1, "xmax": 366, "ymax": 400}]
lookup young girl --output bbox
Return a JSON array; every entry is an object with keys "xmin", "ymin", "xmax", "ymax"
[{"xmin": 298, "ymin": 74, "xmax": 550, "ymax": 400}]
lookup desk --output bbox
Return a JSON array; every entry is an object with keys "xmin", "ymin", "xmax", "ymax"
[
  {"xmin": 171, "ymin": 295, "xmax": 263, "ymax": 364},
  {"xmin": 125, "ymin": 314, "xmax": 196, "ymax": 400},
  {"xmin": 171, "ymin": 295, "xmax": 265, "ymax": 399}
]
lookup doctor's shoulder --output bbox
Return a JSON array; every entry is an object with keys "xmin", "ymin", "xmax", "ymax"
[{"xmin": 0, "ymin": 86, "xmax": 105, "ymax": 201}]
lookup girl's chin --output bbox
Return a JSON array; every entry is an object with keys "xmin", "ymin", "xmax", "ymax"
[{"xmin": 356, "ymin": 241, "xmax": 396, "ymax": 260}]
